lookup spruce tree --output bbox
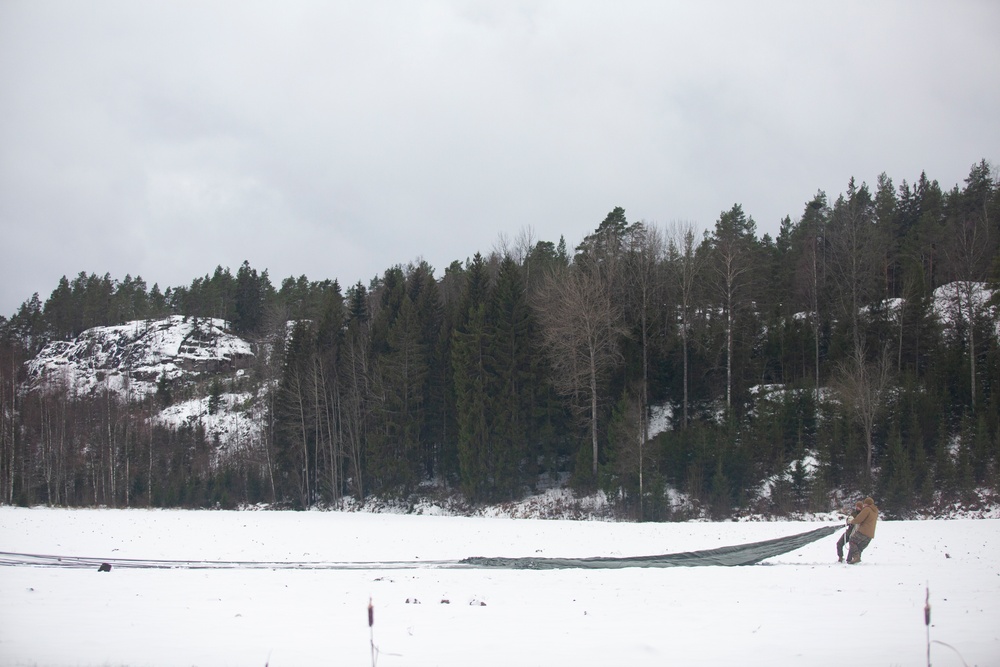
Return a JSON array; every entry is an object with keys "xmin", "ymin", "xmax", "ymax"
[
  {"xmin": 379, "ymin": 296, "xmax": 426, "ymax": 493},
  {"xmin": 487, "ymin": 256, "xmax": 533, "ymax": 499},
  {"xmin": 452, "ymin": 254, "xmax": 492, "ymax": 501},
  {"xmin": 408, "ymin": 263, "xmax": 446, "ymax": 481},
  {"xmin": 233, "ymin": 261, "xmax": 271, "ymax": 335}
]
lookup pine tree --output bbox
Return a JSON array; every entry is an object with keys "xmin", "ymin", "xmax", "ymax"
[{"xmin": 44, "ymin": 276, "xmax": 77, "ymax": 339}]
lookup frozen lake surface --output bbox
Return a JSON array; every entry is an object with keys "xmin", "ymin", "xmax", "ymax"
[{"xmin": 1, "ymin": 507, "xmax": 998, "ymax": 666}]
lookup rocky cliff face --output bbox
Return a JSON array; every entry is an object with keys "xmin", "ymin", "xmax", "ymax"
[
  {"xmin": 24, "ymin": 316, "xmax": 262, "ymax": 458},
  {"xmin": 26, "ymin": 315, "xmax": 254, "ymax": 398}
]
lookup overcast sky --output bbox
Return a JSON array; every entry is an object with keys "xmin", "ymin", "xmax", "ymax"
[{"xmin": 2, "ymin": 1, "xmax": 998, "ymax": 318}]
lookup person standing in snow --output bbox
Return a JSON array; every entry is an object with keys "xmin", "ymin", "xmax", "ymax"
[
  {"xmin": 846, "ymin": 497, "xmax": 878, "ymax": 564},
  {"xmin": 836, "ymin": 500, "xmax": 864, "ymax": 562}
]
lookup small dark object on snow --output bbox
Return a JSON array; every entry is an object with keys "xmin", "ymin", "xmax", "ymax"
[
  {"xmin": 440, "ymin": 599, "xmax": 450, "ymax": 604},
  {"xmin": 98, "ymin": 563, "xmax": 111, "ymax": 572}
]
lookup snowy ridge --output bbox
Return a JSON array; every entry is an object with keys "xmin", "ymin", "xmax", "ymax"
[{"xmin": 25, "ymin": 315, "xmax": 253, "ymax": 398}]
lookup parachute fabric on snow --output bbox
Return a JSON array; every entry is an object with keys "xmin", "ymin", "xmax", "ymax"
[
  {"xmin": 1, "ymin": 526, "xmax": 840, "ymax": 570},
  {"xmin": 460, "ymin": 525, "xmax": 840, "ymax": 569}
]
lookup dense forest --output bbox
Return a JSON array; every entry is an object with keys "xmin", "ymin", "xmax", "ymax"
[{"xmin": 1, "ymin": 161, "xmax": 999, "ymax": 519}]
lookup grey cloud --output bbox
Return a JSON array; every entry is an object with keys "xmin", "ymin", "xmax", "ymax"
[{"xmin": 2, "ymin": 1, "xmax": 998, "ymax": 316}]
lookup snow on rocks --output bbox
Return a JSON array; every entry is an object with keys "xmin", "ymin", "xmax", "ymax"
[
  {"xmin": 25, "ymin": 315, "xmax": 253, "ymax": 398},
  {"xmin": 155, "ymin": 390, "xmax": 265, "ymax": 460},
  {"xmin": 933, "ymin": 281, "xmax": 999, "ymax": 339}
]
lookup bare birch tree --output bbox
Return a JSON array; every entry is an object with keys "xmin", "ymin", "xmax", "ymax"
[
  {"xmin": 834, "ymin": 342, "xmax": 893, "ymax": 482},
  {"xmin": 623, "ymin": 222, "xmax": 665, "ymax": 511},
  {"xmin": 534, "ymin": 264, "xmax": 625, "ymax": 479},
  {"xmin": 708, "ymin": 205, "xmax": 756, "ymax": 411}
]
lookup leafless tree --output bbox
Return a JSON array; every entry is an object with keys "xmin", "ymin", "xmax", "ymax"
[
  {"xmin": 834, "ymin": 342, "xmax": 893, "ymax": 482},
  {"xmin": 943, "ymin": 204, "xmax": 993, "ymax": 410},
  {"xmin": 340, "ymin": 326, "xmax": 369, "ymax": 501},
  {"xmin": 492, "ymin": 232, "xmax": 513, "ymax": 262},
  {"xmin": 624, "ymin": 223, "xmax": 664, "ymax": 438},
  {"xmin": 534, "ymin": 264, "xmax": 626, "ymax": 479},
  {"xmin": 1, "ymin": 346, "xmax": 18, "ymax": 504},
  {"xmin": 514, "ymin": 226, "xmax": 537, "ymax": 266},
  {"xmin": 708, "ymin": 206, "xmax": 755, "ymax": 411},
  {"xmin": 827, "ymin": 181, "xmax": 883, "ymax": 353},
  {"xmin": 622, "ymin": 222, "xmax": 665, "ymax": 511},
  {"xmin": 666, "ymin": 221, "xmax": 703, "ymax": 428},
  {"xmin": 492, "ymin": 226, "xmax": 537, "ymax": 269},
  {"xmin": 274, "ymin": 329, "xmax": 315, "ymax": 508},
  {"xmin": 317, "ymin": 356, "xmax": 342, "ymax": 502}
]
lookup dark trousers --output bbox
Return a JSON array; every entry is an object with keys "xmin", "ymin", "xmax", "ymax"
[
  {"xmin": 848, "ymin": 533, "xmax": 872, "ymax": 563},
  {"xmin": 836, "ymin": 526, "xmax": 855, "ymax": 560}
]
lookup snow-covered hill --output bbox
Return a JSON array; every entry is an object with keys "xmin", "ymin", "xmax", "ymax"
[
  {"xmin": 25, "ymin": 315, "xmax": 253, "ymax": 398},
  {"xmin": 24, "ymin": 316, "xmax": 260, "ymax": 457}
]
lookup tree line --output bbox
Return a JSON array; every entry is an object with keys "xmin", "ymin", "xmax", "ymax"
[{"xmin": 1, "ymin": 161, "xmax": 999, "ymax": 518}]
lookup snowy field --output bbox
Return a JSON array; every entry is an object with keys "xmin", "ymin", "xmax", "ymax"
[{"xmin": 1, "ymin": 508, "xmax": 998, "ymax": 666}]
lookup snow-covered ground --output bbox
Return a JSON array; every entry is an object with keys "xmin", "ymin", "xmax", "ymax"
[{"xmin": 1, "ymin": 508, "xmax": 997, "ymax": 666}]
